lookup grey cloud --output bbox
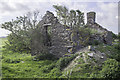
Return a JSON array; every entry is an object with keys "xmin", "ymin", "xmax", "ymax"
[
  {"xmin": 0, "ymin": 2, "xmax": 118, "ymax": 36},
  {"xmin": 0, "ymin": 2, "xmax": 30, "ymax": 14},
  {"xmin": 15, "ymin": 3, "xmax": 30, "ymax": 11},
  {"xmin": 96, "ymin": 2, "xmax": 118, "ymax": 34},
  {"xmin": 0, "ymin": 2, "xmax": 16, "ymax": 13}
]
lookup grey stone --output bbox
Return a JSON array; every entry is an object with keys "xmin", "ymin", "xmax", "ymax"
[
  {"xmin": 30, "ymin": 11, "xmax": 114, "ymax": 58},
  {"xmin": 88, "ymin": 52, "xmax": 94, "ymax": 57},
  {"xmin": 31, "ymin": 11, "xmax": 72, "ymax": 58},
  {"xmin": 103, "ymin": 31, "xmax": 113, "ymax": 45}
]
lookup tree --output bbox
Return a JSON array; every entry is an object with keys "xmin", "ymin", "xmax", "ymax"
[
  {"xmin": 1, "ymin": 10, "xmax": 43, "ymax": 54},
  {"xmin": 53, "ymin": 5, "xmax": 84, "ymax": 28},
  {"xmin": 53, "ymin": 5, "xmax": 69, "ymax": 25},
  {"xmin": 69, "ymin": 10, "xmax": 76, "ymax": 28},
  {"xmin": 76, "ymin": 10, "xmax": 84, "ymax": 27},
  {"xmin": 118, "ymin": 32, "xmax": 120, "ymax": 42}
]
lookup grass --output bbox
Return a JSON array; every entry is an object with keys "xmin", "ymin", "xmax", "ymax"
[
  {"xmin": 1, "ymin": 37, "xmax": 120, "ymax": 78},
  {"xmin": 0, "ymin": 37, "xmax": 7, "ymax": 79},
  {"xmin": 0, "ymin": 37, "xmax": 7, "ymax": 48},
  {"xmin": 2, "ymin": 49, "xmax": 59, "ymax": 78},
  {"xmin": 0, "ymin": 37, "xmax": 59, "ymax": 78},
  {"xmin": 0, "ymin": 38, "xmax": 76, "ymax": 78},
  {"xmin": 2, "ymin": 47, "xmax": 78, "ymax": 78}
]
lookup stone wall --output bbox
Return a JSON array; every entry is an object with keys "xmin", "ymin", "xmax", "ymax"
[
  {"xmin": 31, "ymin": 11, "xmax": 72, "ymax": 57},
  {"xmin": 31, "ymin": 11, "xmax": 114, "ymax": 58}
]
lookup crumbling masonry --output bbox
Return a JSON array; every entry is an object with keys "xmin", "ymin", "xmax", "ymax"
[{"xmin": 31, "ymin": 11, "xmax": 113, "ymax": 58}]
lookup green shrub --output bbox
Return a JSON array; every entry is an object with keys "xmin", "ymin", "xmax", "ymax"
[
  {"xmin": 88, "ymin": 40, "xmax": 101, "ymax": 45},
  {"xmin": 113, "ymin": 44, "xmax": 120, "ymax": 50},
  {"xmin": 48, "ymin": 68, "xmax": 62, "ymax": 78},
  {"xmin": 89, "ymin": 65, "xmax": 102, "ymax": 78},
  {"xmin": 71, "ymin": 27, "xmax": 90, "ymax": 49},
  {"xmin": 41, "ymin": 63, "xmax": 56, "ymax": 73},
  {"xmin": 69, "ymin": 63, "xmax": 93, "ymax": 78},
  {"xmin": 99, "ymin": 59, "xmax": 120, "ymax": 78},
  {"xmin": 56, "ymin": 54, "xmax": 77, "ymax": 70},
  {"xmin": 88, "ymin": 28, "xmax": 103, "ymax": 34},
  {"xmin": 96, "ymin": 45, "xmax": 120, "ymax": 62},
  {"xmin": 35, "ymin": 53, "xmax": 57, "ymax": 60},
  {"xmin": 77, "ymin": 58, "xmax": 84, "ymax": 64}
]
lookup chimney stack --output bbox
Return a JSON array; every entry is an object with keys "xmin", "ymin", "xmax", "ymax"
[{"xmin": 87, "ymin": 12, "xmax": 96, "ymax": 24}]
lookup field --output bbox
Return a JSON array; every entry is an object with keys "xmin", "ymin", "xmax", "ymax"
[
  {"xmin": 0, "ymin": 38, "xmax": 7, "ymax": 79},
  {"xmin": 1, "ymin": 37, "xmax": 120, "ymax": 78},
  {"xmin": 1, "ymin": 38, "xmax": 76, "ymax": 78},
  {"xmin": 0, "ymin": 38, "xmax": 62, "ymax": 78},
  {"xmin": 0, "ymin": 37, "xmax": 95, "ymax": 78}
]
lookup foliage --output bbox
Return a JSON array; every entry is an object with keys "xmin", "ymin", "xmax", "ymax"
[
  {"xmin": 30, "ymin": 28, "xmax": 49, "ymax": 56},
  {"xmin": 88, "ymin": 40, "xmax": 101, "ymax": 45},
  {"xmin": 0, "ymin": 38, "xmax": 7, "ymax": 48},
  {"xmin": 2, "ymin": 49, "xmax": 58, "ymax": 78},
  {"xmin": 114, "ymin": 44, "xmax": 120, "ymax": 51},
  {"xmin": 56, "ymin": 54, "xmax": 77, "ymax": 70},
  {"xmin": 118, "ymin": 32, "xmax": 120, "ymax": 40},
  {"xmin": 1, "ymin": 38, "xmax": 120, "ymax": 78},
  {"xmin": 112, "ymin": 33, "xmax": 118, "ymax": 39},
  {"xmin": 114, "ymin": 33, "xmax": 120, "ymax": 50},
  {"xmin": 53, "ymin": 5, "xmax": 84, "ymax": 28},
  {"xmin": 5, "ymin": 33, "xmax": 31, "ymax": 53},
  {"xmin": 53, "ymin": 5, "xmax": 68, "ymax": 25},
  {"xmin": 47, "ymin": 68, "xmax": 62, "ymax": 78},
  {"xmin": 96, "ymin": 44, "xmax": 120, "ymax": 62},
  {"xmin": 1, "ymin": 5, "xmax": 120, "ymax": 79},
  {"xmin": 1, "ymin": 11, "xmax": 49, "ymax": 56},
  {"xmin": 89, "ymin": 28, "xmax": 99, "ymax": 34},
  {"xmin": 89, "ymin": 28, "xmax": 103, "ymax": 34},
  {"xmin": 71, "ymin": 27, "xmax": 90, "ymax": 49},
  {"xmin": 1, "ymin": 39, "xmax": 74, "ymax": 78},
  {"xmin": 35, "ymin": 53, "xmax": 57, "ymax": 60},
  {"xmin": 70, "ymin": 63, "xmax": 92, "ymax": 78},
  {"xmin": 99, "ymin": 59, "xmax": 120, "ymax": 78}
]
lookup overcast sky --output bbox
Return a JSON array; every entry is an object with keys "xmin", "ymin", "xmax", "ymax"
[{"xmin": 0, "ymin": 0, "xmax": 119, "ymax": 37}]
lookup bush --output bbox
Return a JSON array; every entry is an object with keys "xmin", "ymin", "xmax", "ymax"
[
  {"xmin": 114, "ymin": 43, "xmax": 120, "ymax": 50},
  {"xmin": 88, "ymin": 40, "xmax": 101, "ymax": 45},
  {"xmin": 4, "ymin": 33, "xmax": 31, "ymax": 53},
  {"xmin": 96, "ymin": 45, "xmax": 120, "ymax": 62},
  {"xmin": 99, "ymin": 59, "xmax": 120, "ymax": 78},
  {"xmin": 41, "ymin": 63, "xmax": 56, "ymax": 73},
  {"xmin": 35, "ymin": 53, "xmax": 57, "ymax": 60},
  {"xmin": 71, "ymin": 27, "xmax": 91, "ymax": 52},
  {"xmin": 56, "ymin": 54, "xmax": 77, "ymax": 70},
  {"xmin": 48, "ymin": 68, "xmax": 62, "ymax": 78}
]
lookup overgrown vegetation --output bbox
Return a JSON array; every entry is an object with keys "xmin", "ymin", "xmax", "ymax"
[
  {"xmin": 1, "ymin": 43, "xmax": 78, "ymax": 78},
  {"xmin": 1, "ymin": 5, "xmax": 120, "ymax": 78},
  {"xmin": 53, "ymin": 5, "xmax": 84, "ymax": 28},
  {"xmin": 56, "ymin": 54, "xmax": 78, "ymax": 70},
  {"xmin": 96, "ymin": 44, "xmax": 120, "ymax": 62},
  {"xmin": 1, "ymin": 37, "xmax": 120, "ymax": 78},
  {"xmin": 71, "ymin": 27, "xmax": 90, "ymax": 52}
]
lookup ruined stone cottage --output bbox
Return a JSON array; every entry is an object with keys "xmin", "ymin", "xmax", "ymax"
[{"xmin": 31, "ymin": 11, "xmax": 113, "ymax": 58}]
